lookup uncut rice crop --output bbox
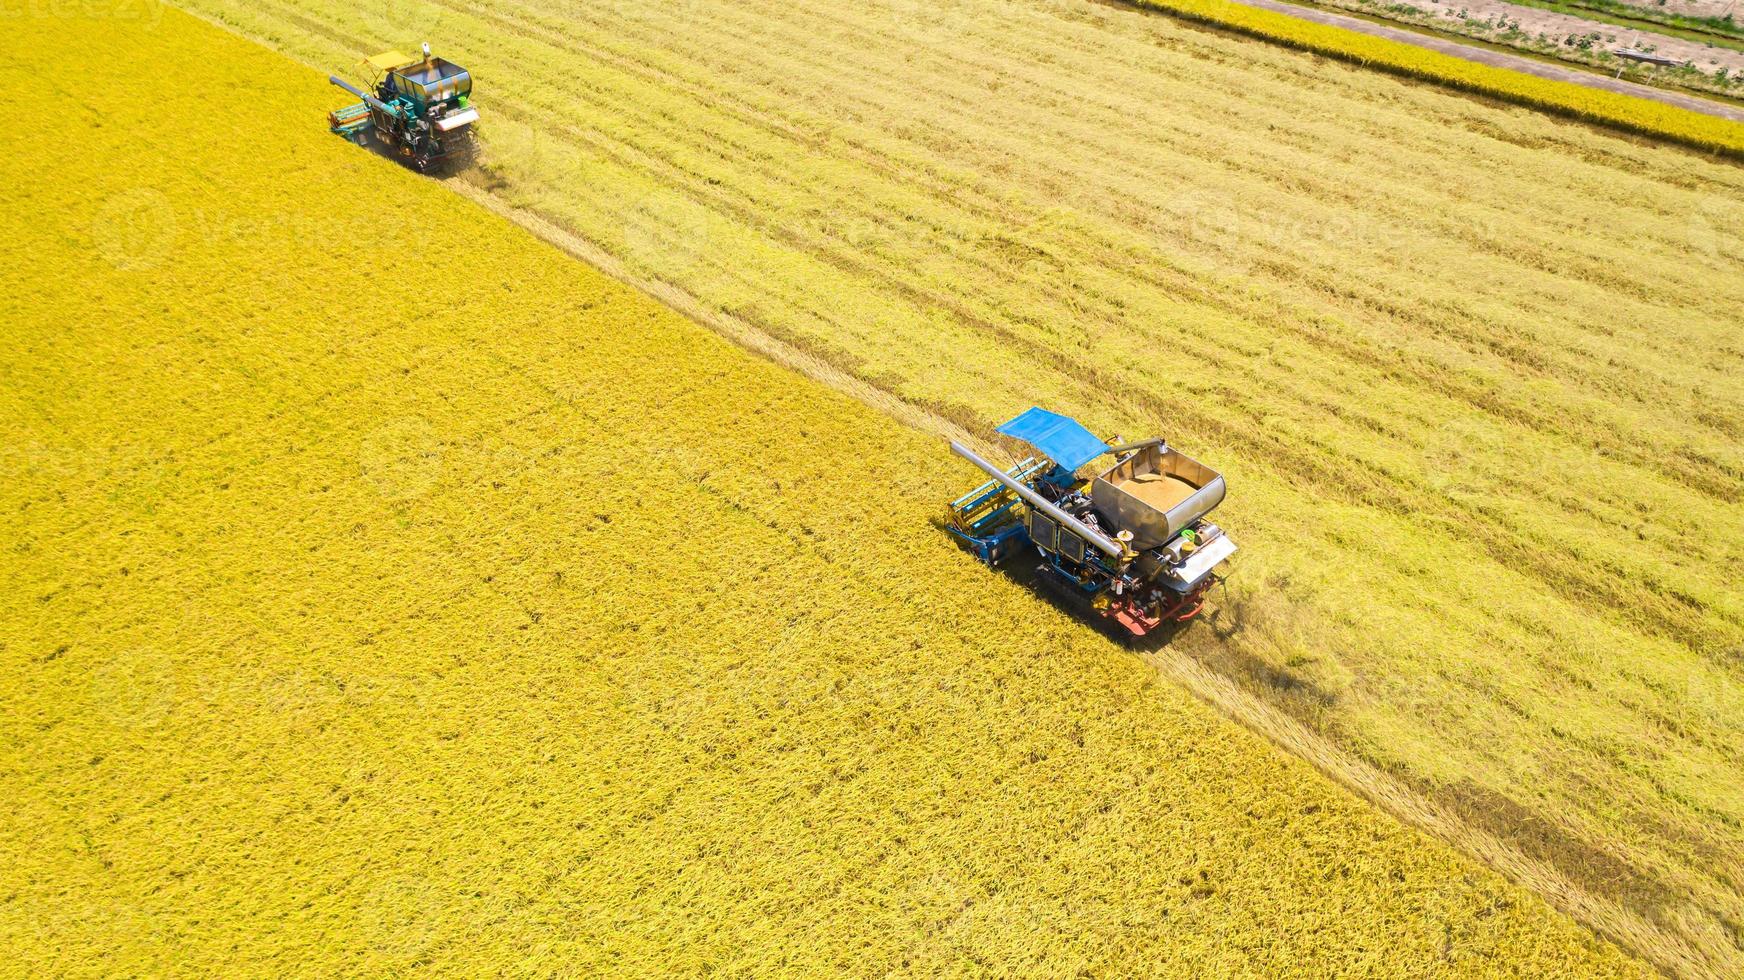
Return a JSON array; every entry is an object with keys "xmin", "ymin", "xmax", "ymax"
[{"xmin": 0, "ymin": 7, "xmax": 1649, "ymax": 977}]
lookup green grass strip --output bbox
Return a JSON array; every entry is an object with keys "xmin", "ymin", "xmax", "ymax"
[{"xmin": 1132, "ymin": 0, "xmax": 1744, "ymax": 156}]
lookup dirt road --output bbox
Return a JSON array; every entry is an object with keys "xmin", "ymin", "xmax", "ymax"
[{"xmin": 1328, "ymin": 0, "xmax": 1744, "ymax": 77}]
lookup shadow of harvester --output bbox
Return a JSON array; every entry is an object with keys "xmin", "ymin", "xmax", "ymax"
[{"xmin": 931, "ymin": 518, "xmax": 1224, "ymax": 652}]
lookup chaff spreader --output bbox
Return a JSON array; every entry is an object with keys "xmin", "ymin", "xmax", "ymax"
[{"xmin": 947, "ymin": 408, "xmax": 1235, "ymax": 637}]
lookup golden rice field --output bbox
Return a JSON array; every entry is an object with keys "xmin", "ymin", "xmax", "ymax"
[
  {"xmin": 0, "ymin": 7, "xmax": 1657, "ymax": 976},
  {"xmin": 171, "ymin": 0, "xmax": 1744, "ymax": 974}
]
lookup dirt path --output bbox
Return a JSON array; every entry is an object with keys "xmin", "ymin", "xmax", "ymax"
[
  {"xmin": 1329, "ymin": 0, "xmax": 1744, "ymax": 75},
  {"xmin": 1202, "ymin": 0, "xmax": 1744, "ymax": 120},
  {"xmin": 1639, "ymin": 0, "xmax": 1742, "ymax": 18}
]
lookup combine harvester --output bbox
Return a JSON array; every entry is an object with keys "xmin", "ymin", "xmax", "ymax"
[
  {"xmin": 948, "ymin": 408, "xmax": 1235, "ymax": 638},
  {"xmin": 327, "ymin": 44, "xmax": 479, "ymax": 172}
]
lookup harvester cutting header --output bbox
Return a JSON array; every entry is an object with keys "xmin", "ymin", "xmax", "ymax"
[
  {"xmin": 327, "ymin": 44, "xmax": 478, "ymax": 172},
  {"xmin": 947, "ymin": 408, "xmax": 1235, "ymax": 638}
]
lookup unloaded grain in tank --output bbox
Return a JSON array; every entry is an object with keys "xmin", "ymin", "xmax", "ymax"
[{"xmin": 1118, "ymin": 471, "xmax": 1201, "ymax": 512}]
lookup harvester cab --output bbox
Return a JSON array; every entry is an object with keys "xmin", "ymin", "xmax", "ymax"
[
  {"xmin": 327, "ymin": 44, "xmax": 479, "ymax": 172},
  {"xmin": 946, "ymin": 408, "xmax": 1236, "ymax": 638}
]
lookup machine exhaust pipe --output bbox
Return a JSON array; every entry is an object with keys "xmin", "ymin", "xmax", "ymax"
[{"xmin": 949, "ymin": 441, "xmax": 1125, "ymax": 560}]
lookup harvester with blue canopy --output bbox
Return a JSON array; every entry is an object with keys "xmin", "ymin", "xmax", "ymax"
[
  {"xmin": 947, "ymin": 408, "xmax": 1235, "ymax": 637},
  {"xmin": 327, "ymin": 44, "xmax": 479, "ymax": 172}
]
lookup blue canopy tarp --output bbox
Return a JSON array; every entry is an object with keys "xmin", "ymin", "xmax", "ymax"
[{"xmin": 996, "ymin": 407, "xmax": 1109, "ymax": 471}]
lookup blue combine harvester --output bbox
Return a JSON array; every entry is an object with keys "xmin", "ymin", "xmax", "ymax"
[
  {"xmin": 327, "ymin": 45, "xmax": 479, "ymax": 173},
  {"xmin": 947, "ymin": 408, "xmax": 1235, "ymax": 637}
]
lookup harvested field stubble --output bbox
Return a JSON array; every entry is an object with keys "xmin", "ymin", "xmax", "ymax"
[
  {"xmin": 173, "ymin": 0, "xmax": 1744, "ymax": 974},
  {"xmin": 0, "ymin": 8, "xmax": 1651, "ymax": 977}
]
